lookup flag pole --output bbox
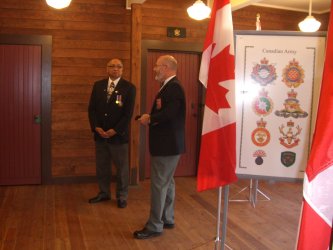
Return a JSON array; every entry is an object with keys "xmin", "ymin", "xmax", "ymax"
[
  {"xmin": 214, "ymin": 186, "xmax": 232, "ymax": 250},
  {"xmin": 221, "ymin": 185, "xmax": 231, "ymax": 250},
  {"xmin": 215, "ymin": 187, "xmax": 223, "ymax": 250}
]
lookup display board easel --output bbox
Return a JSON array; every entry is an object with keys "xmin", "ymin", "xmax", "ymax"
[{"xmin": 229, "ymin": 178, "xmax": 270, "ymax": 208}]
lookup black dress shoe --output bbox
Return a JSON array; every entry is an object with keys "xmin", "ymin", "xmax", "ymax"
[
  {"xmin": 88, "ymin": 194, "xmax": 110, "ymax": 204},
  {"xmin": 163, "ymin": 223, "xmax": 175, "ymax": 229},
  {"xmin": 133, "ymin": 228, "xmax": 162, "ymax": 239},
  {"xmin": 117, "ymin": 199, "xmax": 127, "ymax": 208}
]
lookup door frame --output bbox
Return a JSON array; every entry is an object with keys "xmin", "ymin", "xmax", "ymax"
[
  {"xmin": 140, "ymin": 40, "xmax": 203, "ymax": 181},
  {"xmin": 0, "ymin": 34, "xmax": 52, "ymax": 184}
]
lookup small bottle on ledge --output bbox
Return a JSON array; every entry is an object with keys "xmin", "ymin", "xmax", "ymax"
[{"xmin": 256, "ymin": 13, "xmax": 261, "ymax": 31}]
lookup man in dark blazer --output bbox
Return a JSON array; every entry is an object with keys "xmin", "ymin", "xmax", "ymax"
[
  {"xmin": 134, "ymin": 55, "xmax": 186, "ymax": 239},
  {"xmin": 88, "ymin": 58, "xmax": 136, "ymax": 208}
]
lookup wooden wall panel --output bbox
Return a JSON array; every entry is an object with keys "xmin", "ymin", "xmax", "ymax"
[
  {"xmin": 141, "ymin": 0, "xmax": 209, "ymax": 42},
  {"xmin": 233, "ymin": 5, "xmax": 329, "ymax": 31},
  {"xmin": 141, "ymin": 1, "xmax": 329, "ymax": 42}
]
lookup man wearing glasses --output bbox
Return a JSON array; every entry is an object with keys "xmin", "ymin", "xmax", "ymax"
[
  {"xmin": 134, "ymin": 55, "xmax": 186, "ymax": 239},
  {"xmin": 88, "ymin": 58, "xmax": 136, "ymax": 208}
]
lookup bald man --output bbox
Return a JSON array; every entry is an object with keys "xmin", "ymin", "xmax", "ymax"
[
  {"xmin": 88, "ymin": 58, "xmax": 136, "ymax": 208},
  {"xmin": 134, "ymin": 55, "xmax": 186, "ymax": 239}
]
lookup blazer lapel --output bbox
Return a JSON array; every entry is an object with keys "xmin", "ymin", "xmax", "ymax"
[{"xmin": 102, "ymin": 80, "xmax": 109, "ymax": 103}]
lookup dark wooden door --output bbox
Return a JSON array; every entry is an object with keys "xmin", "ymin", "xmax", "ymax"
[
  {"xmin": 0, "ymin": 45, "xmax": 41, "ymax": 185},
  {"xmin": 145, "ymin": 51, "xmax": 200, "ymax": 177}
]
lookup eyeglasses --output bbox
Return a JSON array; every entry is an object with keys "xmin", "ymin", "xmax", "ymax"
[
  {"xmin": 108, "ymin": 65, "xmax": 123, "ymax": 69},
  {"xmin": 154, "ymin": 64, "xmax": 166, "ymax": 68}
]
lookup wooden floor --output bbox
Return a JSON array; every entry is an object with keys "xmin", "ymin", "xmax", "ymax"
[{"xmin": 0, "ymin": 177, "xmax": 303, "ymax": 250}]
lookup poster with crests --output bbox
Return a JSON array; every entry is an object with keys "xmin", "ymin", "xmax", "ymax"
[{"xmin": 235, "ymin": 32, "xmax": 326, "ymax": 180}]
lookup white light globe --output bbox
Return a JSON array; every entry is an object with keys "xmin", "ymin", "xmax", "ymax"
[
  {"xmin": 298, "ymin": 16, "xmax": 321, "ymax": 32},
  {"xmin": 46, "ymin": 0, "xmax": 72, "ymax": 9},
  {"xmin": 187, "ymin": 0, "xmax": 211, "ymax": 21}
]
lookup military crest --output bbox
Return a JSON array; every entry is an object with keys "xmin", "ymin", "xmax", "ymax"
[
  {"xmin": 278, "ymin": 120, "xmax": 302, "ymax": 148},
  {"xmin": 252, "ymin": 88, "xmax": 273, "ymax": 116},
  {"xmin": 275, "ymin": 89, "xmax": 308, "ymax": 118},
  {"xmin": 251, "ymin": 57, "xmax": 277, "ymax": 86},
  {"xmin": 251, "ymin": 118, "xmax": 270, "ymax": 147},
  {"xmin": 253, "ymin": 150, "xmax": 266, "ymax": 165},
  {"xmin": 281, "ymin": 151, "xmax": 296, "ymax": 167},
  {"xmin": 282, "ymin": 58, "xmax": 304, "ymax": 88}
]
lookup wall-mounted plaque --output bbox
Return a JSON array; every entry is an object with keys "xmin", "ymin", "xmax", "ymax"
[{"xmin": 167, "ymin": 27, "xmax": 186, "ymax": 38}]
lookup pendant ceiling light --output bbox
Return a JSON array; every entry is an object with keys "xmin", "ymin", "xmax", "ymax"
[
  {"xmin": 46, "ymin": 0, "xmax": 72, "ymax": 9},
  {"xmin": 187, "ymin": 0, "xmax": 211, "ymax": 21},
  {"xmin": 298, "ymin": 0, "xmax": 321, "ymax": 32}
]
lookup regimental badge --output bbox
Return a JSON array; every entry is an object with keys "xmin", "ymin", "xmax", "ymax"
[
  {"xmin": 252, "ymin": 88, "xmax": 273, "ymax": 116},
  {"xmin": 251, "ymin": 118, "xmax": 270, "ymax": 147},
  {"xmin": 281, "ymin": 151, "xmax": 296, "ymax": 167},
  {"xmin": 253, "ymin": 150, "xmax": 266, "ymax": 165},
  {"xmin": 251, "ymin": 58, "xmax": 277, "ymax": 86},
  {"xmin": 278, "ymin": 120, "xmax": 302, "ymax": 148},
  {"xmin": 282, "ymin": 58, "xmax": 305, "ymax": 88},
  {"xmin": 156, "ymin": 98, "xmax": 162, "ymax": 110},
  {"xmin": 275, "ymin": 89, "xmax": 308, "ymax": 118}
]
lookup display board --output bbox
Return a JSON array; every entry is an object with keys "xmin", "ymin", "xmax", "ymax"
[{"xmin": 235, "ymin": 31, "xmax": 326, "ymax": 180}]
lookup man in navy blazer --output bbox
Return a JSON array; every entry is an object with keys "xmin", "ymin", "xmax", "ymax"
[
  {"xmin": 88, "ymin": 58, "xmax": 136, "ymax": 208},
  {"xmin": 134, "ymin": 55, "xmax": 186, "ymax": 239}
]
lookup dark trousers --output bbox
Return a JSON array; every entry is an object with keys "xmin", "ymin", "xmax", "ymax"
[{"xmin": 95, "ymin": 140, "xmax": 129, "ymax": 200}]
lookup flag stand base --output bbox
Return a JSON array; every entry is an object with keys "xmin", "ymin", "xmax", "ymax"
[
  {"xmin": 214, "ymin": 239, "xmax": 233, "ymax": 250},
  {"xmin": 229, "ymin": 179, "xmax": 270, "ymax": 208}
]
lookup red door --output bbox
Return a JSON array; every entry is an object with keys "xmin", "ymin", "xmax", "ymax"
[
  {"xmin": 0, "ymin": 45, "xmax": 41, "ymax": 185},
  {"xmin": 145, "ymin": 51, "xmax": 200, "ymax": 177}
]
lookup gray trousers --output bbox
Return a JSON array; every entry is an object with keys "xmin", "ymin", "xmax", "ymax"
[
  {"xmin": 95, "ymin": 140, "xmax": 129, "ymax": 200},
  {"xmin": 145, "ymin": 155, "xmax": 181, "ymax": 232}
]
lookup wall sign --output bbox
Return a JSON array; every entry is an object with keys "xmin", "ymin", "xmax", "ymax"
[{"xmin": 167, "ymin": 27, "xmax": 186, "ymax": 38}]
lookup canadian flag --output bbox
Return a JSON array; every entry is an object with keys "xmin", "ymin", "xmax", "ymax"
[
  {"xmin": 197, "ymin": 0, "xmax": 237, "ymax": 191},
  {"xmin": 297, "ymin": 1, "xmax": 333, "ymax": 249}
]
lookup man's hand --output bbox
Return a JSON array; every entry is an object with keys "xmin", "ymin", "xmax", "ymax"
[
  {"xmin": 95, "ymin": 127, "xmax": 109, "ymax": 138},
  {"xmin": 139, "ymin": 114, "xmax": 150, "ymax": 126},
  {"xmin": 105, "ymin": 129, "xmax": 117, "ymax": 138}
]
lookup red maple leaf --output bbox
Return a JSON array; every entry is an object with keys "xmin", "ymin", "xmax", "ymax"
[{"xmin": 205, "ymin": 44, "xmax": 235, "ymax": 114}]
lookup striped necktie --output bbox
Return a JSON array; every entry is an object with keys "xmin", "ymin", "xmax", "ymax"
[{"xmin": 107, "ymin": 81, "xmax": 115, "ymax": 102}]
